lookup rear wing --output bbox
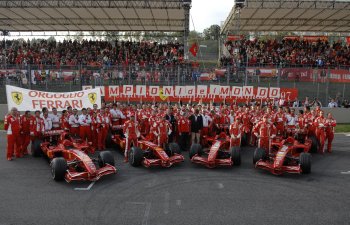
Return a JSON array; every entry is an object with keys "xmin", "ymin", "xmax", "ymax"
[{"xmin": 43, "ymin": 130, "xmax": 64, "ymax": 137}]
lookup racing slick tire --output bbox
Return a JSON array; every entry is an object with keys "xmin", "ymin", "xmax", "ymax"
[
  {"xmin": 309, "ymin": 136, "xmax": 319, "ymax": 153},
  {"xmin": 51, "ymin": 157, "xmax": 67, "ymax": 181},
  {"xmin": 230, "ymin": 147, "xmax": 241, "ymax": 166},
  {"xmin": 300, "ymin": 153, "xmax": 311, "ymax": 174},
  {"xmin": 168, "ymin": 143, "xmax": 181, "ymax": 156},
  {"xmin": 98, "ymin": 151, "xmax": 115, "ymax": 167},
  {"xmin": 129, "ymin": 147, "xmax": 144, "ymax": 167},
  {"xmin": 189, "ymin": 144, "xmax": 203, "ymax": 159},
  {"xmin": 253, "ymin": 148, "xmax": 266, "ymax": 164},
  {"xmin": 31, "ymin": 139, "xmax": 43, "ymax": 157}
]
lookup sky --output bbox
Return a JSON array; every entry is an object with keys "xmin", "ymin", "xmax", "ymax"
[{"xmin": 189, "ymin": 0, "xmax": 234, "ymax": 32}]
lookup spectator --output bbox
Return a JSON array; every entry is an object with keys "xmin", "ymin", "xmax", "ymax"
[{"xmin": 328, "ymin": 98, "xmax": 338, "ymax": 108}]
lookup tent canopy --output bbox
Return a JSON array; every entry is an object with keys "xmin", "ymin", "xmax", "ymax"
[
  {"xmin": 0, "ymin": 0, "xmax": 189, "ymax": 32},
  {"xmin": 222, "ymin": 0, "xmax": 350, "ymax": 34}
]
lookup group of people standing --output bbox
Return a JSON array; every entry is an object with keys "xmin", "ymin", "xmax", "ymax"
[{"xmin": 4, "ymin": 101, "xmax": 337, "ymax": 162}]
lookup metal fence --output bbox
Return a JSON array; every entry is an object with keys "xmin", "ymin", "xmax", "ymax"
[{"xmin": 1, "ymin": 63, "xmax": 349, "ymax": 106}]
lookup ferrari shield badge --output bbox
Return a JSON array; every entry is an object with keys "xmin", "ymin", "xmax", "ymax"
[
  {"xmin": 11, "ymin": 92, "xmax": 23, "ymax": 105},
  {"xmin": 88, "ymin": 92, "xmax": 97, "ymax": 104},
  {"xmin": 159, "ymin": 88, "xmax": 168, "ymax": 101}
]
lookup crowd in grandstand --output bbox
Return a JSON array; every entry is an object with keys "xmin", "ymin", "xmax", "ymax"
[
  {"xmin": 221, "ymin": 38, "xmax": 350, "ymax": 68},
  {"xmin": 0, "ymin": 39, "xmax": 185, "ymax": 68}
]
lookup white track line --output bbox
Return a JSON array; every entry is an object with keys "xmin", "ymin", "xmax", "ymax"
[
  {"xmin": 74, "ymin": 181, "xmax": 95, "ymax": 191},
  {"xmin": 164, "ymin": 191, "xmax": 170, "ymax": 214},
  {"xmin": 340, "ymin": 171, "xmax": 350, "ymax": 175}
]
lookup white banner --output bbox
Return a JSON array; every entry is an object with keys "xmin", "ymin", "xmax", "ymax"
[{"xmin": 6, "ymin": 85, "xmax": 101, "ymax": 111}]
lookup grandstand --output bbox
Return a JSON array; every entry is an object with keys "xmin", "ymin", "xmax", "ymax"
[{"xmin": 0, "ymin": 0, "xmax": 349, "ymax": 106}]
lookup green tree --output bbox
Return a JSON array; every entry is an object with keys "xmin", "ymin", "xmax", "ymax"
[{"xmin": 203, "ymin": 24, "xmax": 221, "ymax": 40}]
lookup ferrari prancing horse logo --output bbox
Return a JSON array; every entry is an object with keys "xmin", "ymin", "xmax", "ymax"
[
  {"xmin": 11, "ymin": 92, "xmax": 23, "ymax": 105},
  {"xmin": 88, "ymin": 92, "xmax": 97, "ymax": 104}
]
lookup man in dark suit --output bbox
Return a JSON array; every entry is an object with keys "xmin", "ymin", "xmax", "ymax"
[
  {"xmin": 165, "ymin": 108, "xmax": 177, "ymax": 143},
  {"xmin": 189, "ymin": 109, "xmax": 203, "ymax": 144}
]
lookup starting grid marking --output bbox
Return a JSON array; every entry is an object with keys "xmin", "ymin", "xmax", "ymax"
[
  {"xmin": 340, "ymin": 171, "xmax": 350, "ymax": 175},
  {"xmin": 74, "ymin": 181, "xmax": 95, "ymax": 191}
]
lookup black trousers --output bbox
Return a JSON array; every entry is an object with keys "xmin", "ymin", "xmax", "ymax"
[{"xmin": 179, "ymin": 132, "xmax": 190, "ymax": 151}]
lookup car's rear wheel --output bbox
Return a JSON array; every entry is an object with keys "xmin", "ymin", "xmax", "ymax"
[
  {"xmin": 189, "ymin": 144, "xmax": 203, "ymax": 159},
  {"xmin": 51, "ymin": 157, "xmax": 67, "ymax": 181},
  {"xmin": 98, "ymin": 151, "xmax": 115, "ymax": 167},
  {"xmin": 31, "ymin": 139, "xmax": 43, "ymax": 157},
  {"xmin": 300, "ymin": 153, "xmax": 311, "ymax": 174},
  {"xmin": 168, "ymin": 143, "xmax": 181, "ymax": 156},
  {"xmin": 129, "ymin": 147, "xmax": 144, "ymax": 167},
  {"xmin": 253, "ymin": 148, "xmax": 266, "ymax": 164},
  {"xmin": 230, "ymin": 147, "xmax": 241, "ymax": 166},
  {"xmin": 309, "ymin": 136, "xmax": 319, "ymax": 153}
]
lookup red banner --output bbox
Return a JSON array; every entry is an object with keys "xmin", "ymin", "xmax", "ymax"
[
  {"xmin": 103, "ymin": 85, "xmax": 298, "ymax": 103},
  {"xmin": 283, "ymin": 36, "xmax": 300, "ymax": 41},
  {"xmin": 247, "ymin": 68, "xmax": 277, "ymax": 78},
  {"xmin": 280, "ymin": 68, "xmax": 313, "ymax": 81},
  {"xmin": 227, "ymin": 35, "xmax": 244, "ymax": 41},
  {"xmin": 346, "ymin": 37, "xmax": 350, "ymax": 45},
  {"xmin": 280, "ymin": 68, "xmax": 350, "ymax": 83},
  {"xmin": 303, "ymin": 36, "xmax": 328, "ymax": 42}
]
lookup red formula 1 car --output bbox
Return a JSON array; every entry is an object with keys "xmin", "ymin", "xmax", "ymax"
[
  {"xmin": 107, "ymin": 126, "xmax": 184, "ymax": 168},
  {"xmin": 190, "ymin": 131, "xmax": 241, "ymax": 168},
  {"xmin": 31, "ymin": 130, "xmax": 116, "ymax": 182},
  {"xmin": 253, "ymin": 136, "xmax": 311, "ymax": 175}
]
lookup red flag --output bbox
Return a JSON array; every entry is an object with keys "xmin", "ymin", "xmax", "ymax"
[{"xmin": 189, "ymin": 43, "xmax": 198, "ymax": 57}]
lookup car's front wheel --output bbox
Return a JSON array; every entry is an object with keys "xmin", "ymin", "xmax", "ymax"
[{"xmin": 51, "ymin": 157, "xmax": 67, "ymax": 181}]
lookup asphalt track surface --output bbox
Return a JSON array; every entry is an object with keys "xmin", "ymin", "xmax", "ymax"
[{"xmin": 0, "ymin": 132, "xmax": 350, "ymax": 225}]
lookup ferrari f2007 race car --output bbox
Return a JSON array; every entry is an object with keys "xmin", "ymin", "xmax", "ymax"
[
  {"xmin": 253, "ymin": 136, "xmax": 311, "ymax": 175},
  {"xmin": 106, "ymin": 126, "xmax": 184, "ymax": 168},
  {"xmin": 31, "ymin": 130, "xmax": 117, "ymax": 182},
  {"xmin": 190, "ymin": 131, "xmax": 241, "ymax": 168}
]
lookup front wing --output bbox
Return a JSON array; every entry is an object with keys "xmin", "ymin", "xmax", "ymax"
[
  {"xmin": 191, "ymin": 155, "xmax": 233, "ymax": 168},
  {"xmin": 255, "ymin": 160, "xmax": 302, "ymax": 175},
  {"xmin": 142, "ymin": 154, "xmax": 184, "ymax": 168},
  {"xmin": 65, "ymin": 164, "xmax": 117, "ymax": 182}
]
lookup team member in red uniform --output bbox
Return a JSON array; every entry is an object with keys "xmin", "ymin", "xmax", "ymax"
[
  {"xmin": 68, "ymin": 109, "xmax": 80, "ymax": 136},
  {"xmin": 303, "ymin": 106, "xmax": 315, "ymax": 137},
  {"xmin": 90, "ymin": 104, "xmax": 99, "ymax": 116},
  {"xmin": 314, "ymin": 111, "xmax": 327, "ymax": 154},
  {"xmin": 49, "ymin": 108, "xmax": 61, "ymax": 130},
  {"xmin": 20, "ymin": 111, "xmax": 33, "ymax": 155},
  {"xmin": 178, "ymin": 111, "xmax": 191, "ymax": 151},
  {"xmin": 96, "ymin": 108, "xmax": 110, "ymax": 151},
  {"xmin": 90, "ymin": 111, "xmax": 98, "ymax": 149},
  {"xmin": 60, "ymin": 110, "xmax": 70, "ymax": 131},
  {"xmin": 240, "ymin": 108, "xmax": 252, "ymax": 145},
  {"xmin": 78, "ymin": 108, "xmax": 92, "ymax": 143},
  {"xmin": 4, "ymin": 107, "xmax": 22, "ymax": 160},
  {"xmin": 30, "ymin": 110, "xmax": 45, "ymax": 144},
  {"xmin": 154, "ymin": 117, "xmax": 172, "ymax": 148},
  {"xmin": 325, "ymin": 112, "xmax": 336, "ymax": 153},
  {"xmin": 209, "ymin": 110, "xmax": 221, "ymax": 136},
  {"xmin": 229, "ymin": 118, "xmax": 242, "ymax": 148},
  {"xmin": 123, "ymin": 114, "xmax": 140, "ymax": 162},
  {"xmin": 274, "ymin": 107, "xmax": 287, "ymax": 136},
  {"xmin": 253, "ymin": 115, "xmax": 277, "ymax": 151},
  {"xmin": 67, "ymin": 106, "xmax": 73, "ymax": 116}
]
